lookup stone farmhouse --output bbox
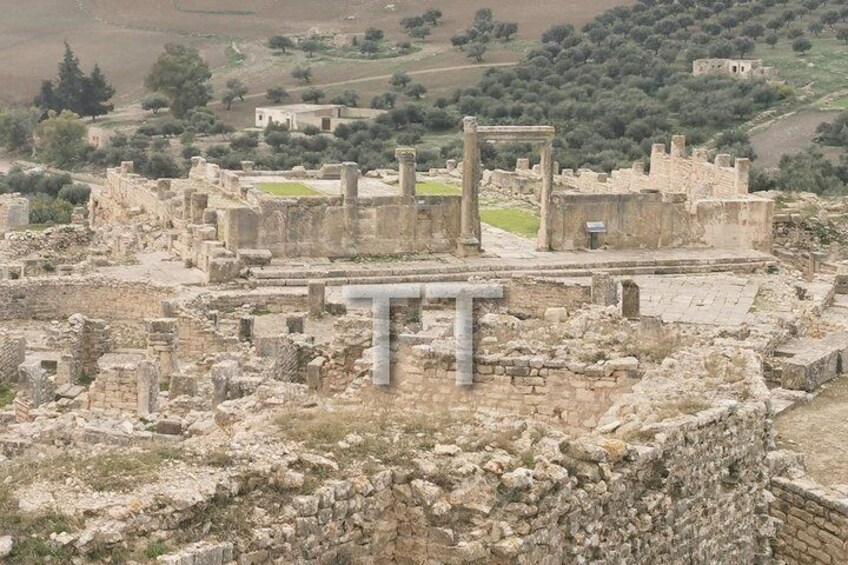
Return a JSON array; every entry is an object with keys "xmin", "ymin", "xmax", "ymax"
[
  {"xmin": 692, "ymin": 57, "xmax": 777, "ymax": 79},
  {"xmin": 254, "ymin": 103, "xmax": 385, "ymax": 131}
]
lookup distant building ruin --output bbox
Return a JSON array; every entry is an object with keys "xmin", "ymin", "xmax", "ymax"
[
  {"xmin": 692, "ymin": 58, "xmax": 776, "ymax": 79},
  {"xmin": 254, "ymin": 104, "xmax": 385, "ymax": 132}
]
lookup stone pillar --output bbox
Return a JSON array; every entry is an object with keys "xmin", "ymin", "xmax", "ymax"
[
  {"xmin": 190, "ymin": 193, "xmax": 209, "ymax": 224},
  {"xmin": 537, "ymin": 141, "xmax": 554, "ymax": 252},
  {"xmin": 146, "ymin": 318, "xmax": 178, "ymax": 378},
  {"xmin": 395, "ymin": 147, "xmax": 417, "ymax": 198},
  {"xmin": 307, "ymin": 357, "xmax": 325, "ymax": 391},
  {"xmin": 286, "ymin": 315, "xmax": 305, "ymax": 334},
  {"xmin": 516, "ymin": 158, "xmax": 530, "ymax": 171},
  {"xmin": 120, "ymin": 161, "xmax": 134, "ymax": 175},
  {"xmin": 341, "ymin": 162, "xmax": 359, "ymax": 203},
  {"xmin": 21, "ymin": 362, "xmax": 54, "ymax": 408},
  {"xmin": 734, "ymin": 158, "xmax": 750, "ymax": 195},
  {"xmin": 241, "ymin": 161, "xmax": 255, "ymax": 173},
  {"xmin": 137, "ymin": 360, "xmax": 160, "ymax": 417},
  {"xmin": 211, "ymin": 360, "xmax": 237, "ymax": 406},
  {"xmin": 308, "ymin": 280, "xmax": 326, "ymax": 318},
  {"xmin": 621, "ymin": 279, "xmax": 641, "ymax": 319},
  {"xmin": 459, "ymin": 117, "xmax": 482, "ymax": 257},
  {"xmin": 670, "ymin": 135, "xmax": 686, "ymax": 158},
  {"xmin": 591, "ymin": 273, "xmax": 618, "ymax": 306},
  {"xmin": 238, "ymin": 316, "xmax": 254, "ymax": 342}
]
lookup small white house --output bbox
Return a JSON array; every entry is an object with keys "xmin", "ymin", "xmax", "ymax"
[{"xmin": 254, "ymin": 104, "xmax": 385, "ymax": 132}]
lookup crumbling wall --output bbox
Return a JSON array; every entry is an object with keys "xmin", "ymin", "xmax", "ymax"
[
  {"xmin": 770, "ymin": 476, "xmax": 848, "ymax": 563},
  {"xmin": 260, "ymin": 399, "xmax": 770, "ymax": 563},
  {"xmin": 88, "ymin": 356, "xmax": 159, "ymax": 415},
  {"xmin": 0, "ymin": 193, "xmax": 30, "ymax": 233},
  {"xmin": 0, "ymin": 225, "xmax": 93, "ymax": 259},
  {"xmin": 0, "ymin": 278, "xmax": 173, "ymax": 321},
  {"xmin": 252, "ymin": 194, "xmax": 462, "ymax": 258},
  {"xmin": 386, "ymin": 345, "xmax": 639, "ymax": 429},
  {"xmin": 503, "ymin": 277, "xmax": 591, "ymax": 318},
  {"xmin": 0, "ymin": 329, "xmax": 25, "ymax": 382}
]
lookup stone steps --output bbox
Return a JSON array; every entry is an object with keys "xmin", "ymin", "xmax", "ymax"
[
  {"xmin": 248, "ymin": 257, "xmax": 776, "ymax": 287},
  {"xmin": 771, "ymin": 332, "xmax": 848, "ymax": 392}
]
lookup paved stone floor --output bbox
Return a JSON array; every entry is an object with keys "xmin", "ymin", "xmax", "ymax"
[
  {"xmin": 97, "ymin": 252, "xmax": 206, "ymax": 286},
  {"xmin": 635, "ymin": 274, "xmax": 760, "ymax": 326}
]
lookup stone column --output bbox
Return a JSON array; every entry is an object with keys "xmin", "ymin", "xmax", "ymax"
[
  {"xmin": 190, "ymin": 193, "xmax": 208, "ymax": 224},
  {"xmin": 395, "ymin": 147, "xmax": 417, "ymax": 198},
  {"xmin": 734, "ymin": 158, "xmax": 750, "ymax": 195},
  {"xmin": 308, "ymin": 280, "xmax": 326, "ymax": 318},
  {"xmin": 537, "ymin": 141, "xmax": 554, "ymax": 252},
  {"xmin": 120, "ymin": 161, "xmax": 134, "ymax": 175},
  {"xmin": 459, "ymin": 117, "xmax": 482, "ymax": 257},
  {"xmin": 241, "ymin": 161, "xmax": 255, "ymax": 173},
  {"xmin": 341, "ymin": 162, "xmax": 359, "ymax": 203},
  {"xmin": 146, "ymin": 318, "xmax": 178, "ymax": 378},
  {"xmin": 592, "ymin": 273, "xmax": 618, "ymax": 306},
  {"xmin": 621, "ymin": 279, "xmax": 641, "ymax": 319},
  {"xmin": 238, "ymin": 316, "xmax": 254, "ymax": 342}
]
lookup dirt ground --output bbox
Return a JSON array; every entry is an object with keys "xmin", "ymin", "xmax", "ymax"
[
  {"xmin": 0, "ymin": 0, "xmax": 624, "ymax": 107},
  {"xmin": 749, "ymin": 110, "xmax": 840, "ymax": 168},
  {"xmin": 776, "ymin": 375, "xmax": 848, "ymax": 487}
]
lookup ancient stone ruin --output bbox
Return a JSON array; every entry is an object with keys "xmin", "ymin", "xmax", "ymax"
[{"xmin": 0, "ymin": 120, "xmax": 844, "ymax": 564}]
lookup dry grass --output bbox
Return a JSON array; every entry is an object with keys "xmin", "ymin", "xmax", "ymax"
[{"xmin": 654, "ymin": 397, "xmax": 712, "ymax": 422}]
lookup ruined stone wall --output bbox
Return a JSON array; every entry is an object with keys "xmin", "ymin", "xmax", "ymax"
[
  {"xmin": 0, "ymin": 277, "xmax": 173, "ymax": 321},
  {"xmin": 649, "ymin": 137, "xmax": 749, "ymax": 199},
  {"xmin": 503, "ymin": 277, "xmax": 591, "ymax": 318},
  {"xmin": 264, "ymin": 399, "xmax": 770, "ymax": 563},
  {"xmin": 1, "ymin": 225, "xmax": 93, "ymax": 259},
  {"xmin": 174, "ymin": 310, "xmax": 238, "ymax": 362},
  {"xmin": 770, "ymin": 477, "xmax": 848, "ymax": 563},
  {"xmin": 548, "ymin": 192, "xmax": 773, "ymax": 252},
  {"xmin": 0, "ymin": 329, "xmax": 25, "ymax": 383},
  {"xmin": 385, "ymin": 345, "xmax": 639, "ymax": 429},
  {"xmin": 251, "ymin": 194, "xmax": 462, "ymax": 258},
  {"xmin": 88, "ymin": 358, "xmax": 159, "ymax": 415},
  {"xmin": 94, "ymin": 168, "xmax": 177, "ymax": 224},
  {"xmin": 0, "ymin": 193, "xmax": 30, "ymax": 233}
]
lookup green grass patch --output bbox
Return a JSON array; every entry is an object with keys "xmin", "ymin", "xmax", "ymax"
[
  {"xmin": 761, "ymin": 36, "xmax": 848, "ymax": 99},
  {"xmin": 480, "ymin": 208, "xmax": 540, "ymax": 239},
  {"xmin": 0, "ymin": 383, "xmax": 15, "ymax": 407},
  {"xmin": 257, "ymin": 182, "xmax": 323, "ymax": 197},
  {"xmin": 416, "ymin": 181, "xmax": 461, "ymax": 195},
  {"xmin": 823, "ymin": 96, "xmax": 848, "ymax": 110}
]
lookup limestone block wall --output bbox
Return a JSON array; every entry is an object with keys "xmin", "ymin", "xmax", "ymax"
[
  {"xmin": 0, "ymin": 329, "xmax": 25, "ymax": 383},
  {"xmin": 174, "ymin": 309, "xmax": 238, "ymax": 362},
  {"xmin": 770, "ymin": 477, "xmax": 848, "ymax": 563},
  {"xmin": 0, "ymin": 193, "xmax": 30, "ymax": 233},
  {"xmin": 648, "ymin": 137, "xmax": 749, "ymax": 199},
  {"xmin": 548, "ymin": 192, "xmax": 773, "ymax": 252},
  {"xmin": 0, "ymin": 278, "xmax": 173, "ymax": 321},
  {"xmin": 88, "ymin": 358, "xmax": 159, "ymax": 415},
  {"xmin": 250, "ymin": 194, "xmax": 462, "ymax": 258},
  {"xmin": 503, "ymin": 277, "xmax": 591, "ymax": 318},
  {"xmin": 386, "ymin": 345, "xmax": 639, "ymax": 429}
]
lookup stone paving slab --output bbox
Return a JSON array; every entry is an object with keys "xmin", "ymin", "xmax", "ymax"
[{"xmin": 634, "ymin": 274, "xmax": 760, "ymax": 326}]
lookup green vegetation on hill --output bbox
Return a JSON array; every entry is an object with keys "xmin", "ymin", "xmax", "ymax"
[{"xmin": 0, "ymin": 168, "xmax": 91, "ymax": 224}]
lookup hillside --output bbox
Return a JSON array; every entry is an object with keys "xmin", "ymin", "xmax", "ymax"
[{"xmin": 0, "ymin": 0, "xmax": 625, "ymax": 106}]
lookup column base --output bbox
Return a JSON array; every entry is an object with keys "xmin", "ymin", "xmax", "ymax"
[{"xmin": 457, "ymin": 237, "xmax": 481, "ymax": 258}]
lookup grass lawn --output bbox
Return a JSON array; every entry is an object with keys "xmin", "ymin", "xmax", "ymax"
[
  {"xmin": 416, "ymin": 181, "xmax": 462, "ymax": 195},
  {"xmin": 760, "ymin": 36, "xmax": 848, "ymax": 99},
  {"xmin": 257, "ymin": 182, "xmax": 323, "ymax": 197},
  {"xmin": 480, "ymin": 208, "xmax": 540, "ymax": 239}
]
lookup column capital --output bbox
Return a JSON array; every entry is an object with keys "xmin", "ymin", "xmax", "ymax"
[
  {"xmin": 394, "ymin": 147, "xmax": 417, "ymax": 162},
  {"xmin": 463, "ymin": 116, "xmax": 478, "ymax": 133}
]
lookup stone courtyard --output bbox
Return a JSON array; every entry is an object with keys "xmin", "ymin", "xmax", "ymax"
[{"xmin": 0, "ymin": 124, "xmax": 845, "ymax": 564}]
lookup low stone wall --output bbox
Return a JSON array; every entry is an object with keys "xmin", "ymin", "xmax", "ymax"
[
  {"xmin": 503, "ymin": 277, "xmax": 591, "ymax": 318},
  {"xmin": 548, "ymin": 192, "xmax": 773, "ymax": 252},
  {"xmin": 0, "ymin": 329, "xmax": 25, "ymax": 383},
  {"xmin": 0, "ymin": 277, "xmax": 173, "ymax": 322},
  {"xmin": 1, "ymin": 225, "xmax": 94, "ymax": 259},
  {"xmin": 243, "ymin": 193, "xmax": 462, "ymax": 258},
  {"xmin": 88, "ymin": 355, "xmax": 159, "ymax": 415},
  {"xmin": 383, "ymin": 345, "xmax": 639, "ymax": 429},
  {"xmin": 770, "ymin": 476, "xmax": 848, "ymax": 563}
]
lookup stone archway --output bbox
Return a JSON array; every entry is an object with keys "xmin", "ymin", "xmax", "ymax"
[{"xmin": 459, "ymin": 116, "xmax": 555, "ymax": 256}]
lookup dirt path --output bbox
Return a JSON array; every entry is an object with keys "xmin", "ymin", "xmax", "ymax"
[
  {"xmin": 776, "ymin": 375, "xmax": 848, "ymax": 487},
  {"xmin": 223, "ymin": 61, "xmax": 518, "ymax": 104},
  {"xmin": 750, "ymin": 109, "xmax": 840, "ymax": 168}
]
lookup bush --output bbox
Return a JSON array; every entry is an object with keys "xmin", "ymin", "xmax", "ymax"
[{"xmin": 57, "ymin": 183, "xmax": 91, "ymax": 205}]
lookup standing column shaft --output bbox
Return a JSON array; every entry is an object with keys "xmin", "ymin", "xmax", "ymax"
[
  {"xmin": 341, "ymin": 162, "xmax": 359, "ymax": 203},
  {"xmin": 537, "ymin": 141, "xmax": 554, "ymax": 251},
  {"xmin": 460, "ymin": 117, "xmax": 481, "ymax": 256},
  {"xmin": 395, "ymin": 147, "xmax": 417, "ymax": 198}
]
